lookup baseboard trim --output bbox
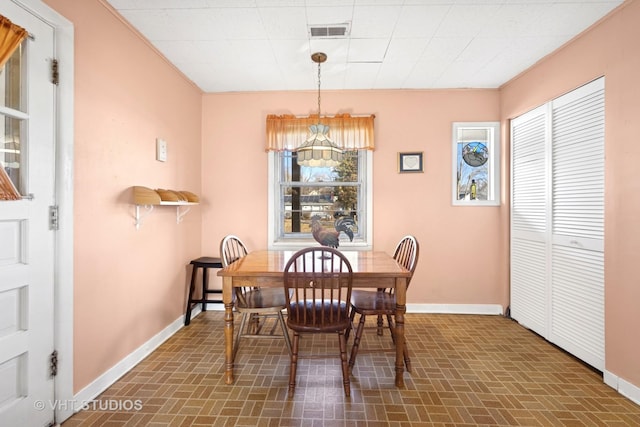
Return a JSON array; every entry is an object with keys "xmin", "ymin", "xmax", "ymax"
[
  {"xmin": 73, "ymin": 313, "xmax": 185, "ymax": 407},
  {"xmin": 604, "ymin": 370, "xmax": 640, "ymax": 406},
  {"xmin": 406, "ymin": 303, "xmax": 504, "ymax": 315},
  {"xmin": 204, "ymin": 302, "xmax": 225, "ymax": 311}
]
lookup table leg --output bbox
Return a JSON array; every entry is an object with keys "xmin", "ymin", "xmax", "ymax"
[
  {"xmin": 223, "ymin": 276, "xmax": 235, "ymax": 385},
  {"xmin": 394, "ymin": 277, "xmax": 407, "ymax": 388}
]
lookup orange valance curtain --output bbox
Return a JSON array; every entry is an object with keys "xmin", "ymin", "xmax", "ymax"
[
  {"xmin": 0, "ymin": 15, "xmax": 27, "ymax": 201},
  {"xmin": 0, "ymin": 15, "xmax": 27, "ymax": 67},
  {"xmin": 266, "ymin": 113, "xmax": 375, "ymax": 152}
]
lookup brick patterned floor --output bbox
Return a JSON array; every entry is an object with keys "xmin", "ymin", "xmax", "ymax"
[{"xmin": 62, "ymin": 312, "xmax": 640, "ymax": 426}]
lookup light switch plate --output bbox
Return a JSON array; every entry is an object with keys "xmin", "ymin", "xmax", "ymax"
[{"xmin": 156, "ymin": 138, "xmax": 167, "ymax": 162}]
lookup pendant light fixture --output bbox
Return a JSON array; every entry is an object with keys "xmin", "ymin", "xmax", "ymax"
[{"xmin": 296, "ymin": 52, "xmax": 343, "ymax": 167}]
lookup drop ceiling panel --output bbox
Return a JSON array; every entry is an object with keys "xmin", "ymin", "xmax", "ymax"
[
  {"xmin": 435, "ymin": 4, "xmax": 504, "ymax": 37},
  {"xmin": 422, "ymin": 37, "xmax": 472, "ymax": 63},
  {"xmin": 392, "ymin": 5, "xmax": 450, "ymax": 38},
  {"xmin": 350, "ymin": 5, "xmax": 402, "ymax": 38},
  {"xmin": 258, "ymin": 7, "xmax": 308, "ymax": 39},
  {"xmin": 344, "ymin": 62, "xmax": 381, "ymax": 90},
  {"xmin": 305, "ymin": 6, "xmax": 354, "ymax": 27},
  {"xmin": 375, "ymin": 61, "xmax": 418, "ymax": 89},
  {"xmin": 348, "ymin": 38, "xmax": 388, "ymax": 63},
  {"xmin": 104, "ymin": 0, "xmax": 624, "ymax": 92},
  {"xmin": 384, "ymin": 37, "xmax": 430, "ymax": 63}
]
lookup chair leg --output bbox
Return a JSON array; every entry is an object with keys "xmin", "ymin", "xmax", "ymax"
[
  {"xmin": 184, "ymin": 265, "xmax": 198, "ymax": 326},
  {"xmin": 402, "ymin": 342, "xmax": 411, "ymax": 373},
  {"xmin": 248, "ymin": 313, "xmax": 261, "ymax": 334},
  {"xmin": 338, "ymin": 331, "xmax": 350, "ymax": 397},
  {"xmin": 234, "ymin": 312, "xmax": 249, "ymax": 360},
  {"xmin": 201, "ymin": 267, "xmax": 208, "ymax": 312},
  {"xmin": 345, "ymin": 309, "xmax": 357, "ymax": 341},
  {"xmin": 288, "ymin": 332, "xmax": 300, "ymax": 395},
  {"xmin": 348, "ymin": 313, "xmax": 367, "ymax": 372},
  {"xmin": 277, "ymin": 310, "xmax": 292, "ymax": 355},
  {"xmin": 387, "ymin": 314, "xmax": 396, "ymax": 344},
  {"xmin": 376, "ymin": 314, "xmax": 384, "ymax": 336}
]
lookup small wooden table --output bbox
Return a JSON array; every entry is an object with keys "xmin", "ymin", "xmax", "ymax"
[{"xmin": 217, "ymin": 250, "xmax": 411, "ymax": 387}]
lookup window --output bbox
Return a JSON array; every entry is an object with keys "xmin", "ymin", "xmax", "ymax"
[
  {"xmin": 268, "ymin": 149, "xmax": 372, "ymax": 249},
  {"xmin": 451, "ymin": 121, "xmax": 500, "ymax": 206},
  {"xmin": 1, "ymin": 43, "xmax": 25, "ymax": 197}
]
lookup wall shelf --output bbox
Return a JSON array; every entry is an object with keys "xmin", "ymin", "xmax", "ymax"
[{"xmin": 132, "ymin": 186, "xmax": 199, "ymax": 229}]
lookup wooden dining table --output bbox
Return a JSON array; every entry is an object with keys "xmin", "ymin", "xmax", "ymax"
[{"xmin": 217, "ymin": 249, "xmax": 412, "ymax": 388}]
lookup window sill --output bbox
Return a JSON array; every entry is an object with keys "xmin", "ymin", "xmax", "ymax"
[{"xmin": 269, "ymin": 239, "xmax": 372, "ymax": 251}]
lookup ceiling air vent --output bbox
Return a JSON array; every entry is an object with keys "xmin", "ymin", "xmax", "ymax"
[{"xmin": 309, "ymin": 23, "xmax": 350, "ymax": 38}]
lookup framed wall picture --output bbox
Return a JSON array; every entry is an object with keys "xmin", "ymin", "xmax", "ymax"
[
  {"xmin": 451, "ymin": 122, "xmax": 500, "ymax": 206},
  {"xmin": 398, "ymin": 152, "xmax": 423, "ymax": 173}
]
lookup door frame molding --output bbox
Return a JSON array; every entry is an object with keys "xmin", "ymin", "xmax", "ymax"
[{"xmin": 12, "ymin": 0, "xmax": 75, "ymax": 422}]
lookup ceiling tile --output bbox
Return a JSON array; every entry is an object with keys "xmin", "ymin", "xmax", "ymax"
[
  {"xmin": 350, "ymin": 5, "xmax": 402, "ymax": 38},
  {"xmin": 105, "ymin": 0, "xmax": 624, "ymax": 92}
]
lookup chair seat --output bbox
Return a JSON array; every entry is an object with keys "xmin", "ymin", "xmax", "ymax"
[
  {"xmin": 190, "ymin": 256, "xmax": 223, "ymax": 268},
  {"xmin": 350, "ymin": 289, "xmax": 396, "ymax": 315},
  {"xmin": 235, "ymin": 287, "xmax": 287, "ymax": 311},
  {"xmin": 287, "ymin": 301, "xmax": 350, "ymax": 332}
]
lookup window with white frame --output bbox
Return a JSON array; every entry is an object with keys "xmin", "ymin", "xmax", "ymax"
[
  {"xmin": 451, "ymin": 121, "xmax": 500, "ymax": 206},
  {"xmin": 266, "ymin": 113, "xmax": 374, "ymax": 249},
  {"xmin": 268, "ymin": 149, "xmax": 372, "ymax": 249}
]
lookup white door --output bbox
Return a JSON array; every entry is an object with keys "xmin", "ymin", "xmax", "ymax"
[
  {"xmin": 510, "ymin": 77, "xmax": 605, "ymax": 371},
  {"xmin": 549, "ymin": 79, "xmax": 605, "ymax": 370},
  {"xmin": 510, "ymin": 104, "xmax": 549, "ymax": 337},
  {"xmin": 0, "ymin": 2, "xmax": 56, "ymax": 426}
]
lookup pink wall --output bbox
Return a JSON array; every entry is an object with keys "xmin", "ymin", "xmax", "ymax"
[
  {"xmin": 44, "ymin": 0, "xmax": 204, "ymax": 392},
  {"xmin": 41, "ymin": 0, "xmax": 639, "ymax": 398},
  {"xmin": 201, "ymin": 89, "xmax": 504, "ymax": 306},
  {"xmin": 500, "ymin": 1, "xmax": 640, "ymax": 388}
]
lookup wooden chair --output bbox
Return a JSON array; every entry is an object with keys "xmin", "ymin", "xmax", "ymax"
[
  {"xmin": 220, "ymin": 235, "xmax": 292, "ymax": 359},
  {"xmin": 346, "ymin": 235, "xmax": 419, "ymax": 372},
  {"xmin": 283, "ymin": 247, "xmax": 353, "ymax": 397}
]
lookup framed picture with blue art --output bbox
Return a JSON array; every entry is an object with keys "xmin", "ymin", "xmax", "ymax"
[{"xmin": 451, "ymin": 122, "xmax": 500, "ymax": 206}]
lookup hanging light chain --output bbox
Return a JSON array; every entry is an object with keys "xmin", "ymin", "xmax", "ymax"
[
  {"xmin": 317, "ymin": 57, "xmax": 322, "ymax": 121},
  {"xmin": 311, "ymin": 52, "xmax": 327, "ymax": 123}
]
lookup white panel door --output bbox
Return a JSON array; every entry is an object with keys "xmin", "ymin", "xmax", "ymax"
[
  {"xmin": 0, "ymin": 2, "xmax": 56, "ymax": 425},
  {"xmin": 510, "ymin": 105, "xmax": 549, "ymax": 337},
  {"xmin": 550, "ymin": 78, "xmax": 605, "ymax": 370}
]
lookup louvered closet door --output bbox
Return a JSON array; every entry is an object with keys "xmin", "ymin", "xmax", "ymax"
[
  {"xmin": 510, "ymin": 77, "xmax": 605, "ymax": 371},
  {"xmin": 510, "ymin": 105, "xmax": 549, "ymax": 337},
  {"xmin": 550, "ymin": 78, "xmax": 605, "ymax": 370}
]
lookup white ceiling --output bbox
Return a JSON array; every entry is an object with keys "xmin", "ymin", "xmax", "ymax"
[{"xmin": 105, "ymin": 0, "xmax": 624, "ymax": 93}]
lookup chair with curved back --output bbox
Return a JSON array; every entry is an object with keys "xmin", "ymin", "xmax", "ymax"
[
  {"xmin": 283, "ymin": 247, "xmax": 354, "ymax": 397},
  {"xmin": 346, "ymin": 235, "xmax": 419, "ymax": 372},
  {"xmin": 220, "ymin": 235, "xmax": 292, "ymax": 359}
]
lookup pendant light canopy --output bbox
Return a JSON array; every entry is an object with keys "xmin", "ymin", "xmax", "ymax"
[{"xmin": 296, "ymin": 52, "xmax": 343, "ymax": 167}]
